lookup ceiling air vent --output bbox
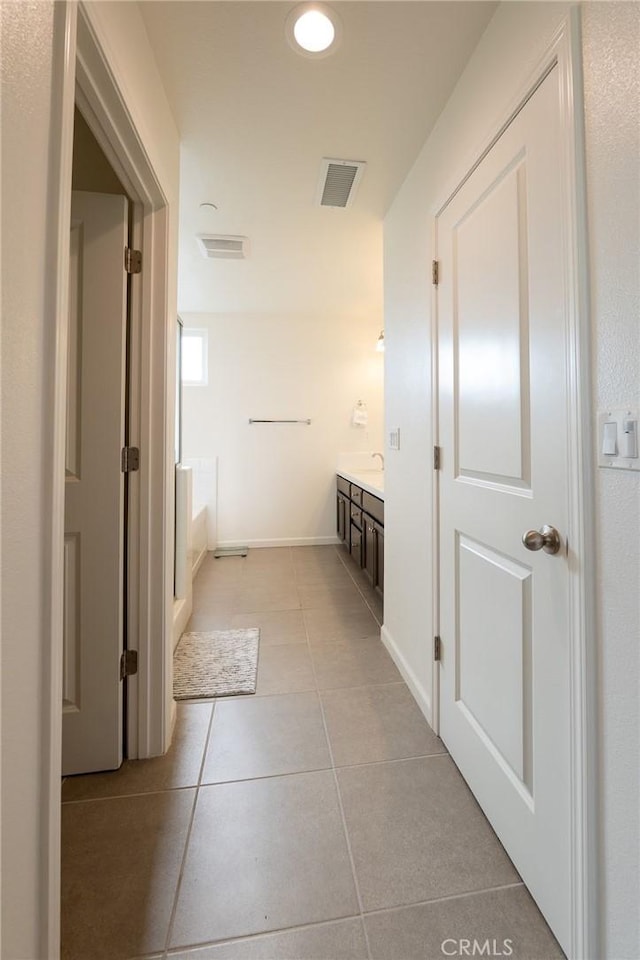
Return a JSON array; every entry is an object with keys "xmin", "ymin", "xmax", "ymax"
[
  {"xmin": 316, "ymin": 158, "xmax": 366, "ymax": 208},
  {"xmin": 196, "ymin": 234, "xmax": 248, "ymax": 260}
]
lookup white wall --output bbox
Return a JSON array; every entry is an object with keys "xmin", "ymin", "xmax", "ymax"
[
  {"xmin": 1, "ymin": 5, "xmax": 61, "ymax": 957},
  {"xmin": 582, "ymin": 5, "xmax": 640, "ymax": 956},
  {"xmin": 82, "ymin": 1, "xmax": 180, "ymax": 210},
  {"xmin": 383, "ymin": 1, "xmax": 639, "ymax": 956},
  {"xmin": 0, "ymin": 1, "xmax": 180, "ymax": 955},
  {"xmin": 181, "ymin": 310, "xmax": 384, "ymax": 547}
]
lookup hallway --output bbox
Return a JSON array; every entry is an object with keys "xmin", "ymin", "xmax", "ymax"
[{"xmin": 61, "ymin": 546, "xmax": 562, "ymax": 960}]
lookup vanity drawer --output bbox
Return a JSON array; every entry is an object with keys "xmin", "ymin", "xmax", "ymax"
[
  {"xmin": 350, "ymin": 484, "xmax": 363, "ymax": 507},
  {"xmin": 362, "ymin": 491, "xmax": 384, "ymax": 525},
  {"xmin": 337, "ymin": 475, "xmax": 351, "ymax": 497},
  {"xmin": 350, "ymin": 505, "xmax": 362, "ymax": 528}
]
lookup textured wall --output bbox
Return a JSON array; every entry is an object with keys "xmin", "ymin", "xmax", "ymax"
[
  {"xmin": 1, "ymin": 3, "xmax": 59, "ymax": 956},
  {"xmin": 582, "ymin": 4, "xmax": 640, "ymax": 957}
]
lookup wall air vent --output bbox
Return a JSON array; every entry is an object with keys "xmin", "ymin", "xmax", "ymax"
[
  {"xmin": 316, "ymin": 158, "xmax": 366, "ymax": 208},
  {"xmin": 196, "ymin": 234, "xmax": 248, "ymax": 260}
]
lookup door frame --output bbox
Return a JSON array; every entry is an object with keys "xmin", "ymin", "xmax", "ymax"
[
  {"xmin": 430, "ymin": 13, "xmax": 597, "ymax": 960},
  {"xmin": 44, "ymin": 2, "xmax": 175, "ymax": 954},
  {"xmin": 74, "ymin": 3, "xmax": 174, "ymax": 762}
]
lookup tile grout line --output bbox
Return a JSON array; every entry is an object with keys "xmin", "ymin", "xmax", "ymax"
[
  {"xmin": 63, "ymin": 680, "xmax": 436, "ymax": 805},
  {"xmin": 163, "ymin": 700, "xmax": 218, "ymax": 958},
  {"xmin": 164, "ymin": 914, "xmax": 364, "ymax": 958},
  {"xmin": 301, "ymin": 583, "xmax": 374, "ymax": 960},
  {"xmin": 61, "ymin": 749, "xmax": 451, "ymax": 806},
  {"xmin": 196, "ymin": 700, "xmax": 218, "ymax": 785},
  {"xmin": 61, "ymin": 784, "xmax": 199, "ymax": 805},
  {"xmin": 159, "ymin": 881, "xmax": 528, "ymax": 958},
  {"xmin": 198, "ymin": 751, "xmax": 450, "ymax": 790},
  {"xmin": 361, "ymin": 880, "xmax": 527, "ymax": 917}
]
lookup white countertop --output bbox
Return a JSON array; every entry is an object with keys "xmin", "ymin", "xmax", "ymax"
[{"xmin": 337, "ymin": 469, "xmax": 384, "ymax": 499}]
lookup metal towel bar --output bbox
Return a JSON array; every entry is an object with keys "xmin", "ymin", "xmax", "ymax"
[{"xmin": 248, "ymin": 418, "xmax": 311, "ymax": 425}]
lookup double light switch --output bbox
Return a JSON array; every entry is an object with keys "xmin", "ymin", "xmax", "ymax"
[{"xmin": 599, "ymin": 409, "xmax": 639, "ymax": 470}]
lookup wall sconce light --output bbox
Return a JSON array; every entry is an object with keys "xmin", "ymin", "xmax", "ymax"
[{"xmin": 376, "ymin": 330, "xmax": 385, "ymax": 352}]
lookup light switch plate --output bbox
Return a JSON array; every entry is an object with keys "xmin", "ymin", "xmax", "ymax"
[
  {"xmin": 598, "ymin": 408, "xmax": 640, "ymax": 471},
  {"xmin": 389, "ymin": 428, "xmax": 400, "ymax": 450}
]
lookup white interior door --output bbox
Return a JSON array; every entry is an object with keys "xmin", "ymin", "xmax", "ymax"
[
  {"xmin": 63, "ymin": 190, "xmax": 128, "ymax": 775},
  {"xmin": 437, "ymin": 66, "xmax": 573, "ymax": 951}
]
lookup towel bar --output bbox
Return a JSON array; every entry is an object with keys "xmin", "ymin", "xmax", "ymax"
[{"xmin": 248, "ymin": 418, "xmax": 311, "ymax": 425}]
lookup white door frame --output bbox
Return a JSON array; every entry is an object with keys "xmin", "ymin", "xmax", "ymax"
[
  {"xmin": 44, "ymin": 2, "xmax": 174, "ymax": 954},
  {"xmin": 430, "ymin": 13, "xmax": 597, "ymax": 960}
]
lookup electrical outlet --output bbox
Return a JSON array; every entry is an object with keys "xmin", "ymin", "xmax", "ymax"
[{"xmin": 389, "ymin": 428, "xmax": 400, "ymax": 450}]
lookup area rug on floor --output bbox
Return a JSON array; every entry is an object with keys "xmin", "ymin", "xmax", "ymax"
[{"xmin": 173, "ymin": 629, "xmax": 260, "ymax": 700}]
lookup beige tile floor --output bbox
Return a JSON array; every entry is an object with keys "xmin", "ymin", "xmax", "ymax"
[{"xmin": 61, "ymin": 545, "xmax": 564, "ymax": 960}]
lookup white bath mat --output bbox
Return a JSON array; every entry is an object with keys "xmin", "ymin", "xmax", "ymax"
[{"xmin": 173, "ymin": 628, "xmax": 259, "ymax": 700}]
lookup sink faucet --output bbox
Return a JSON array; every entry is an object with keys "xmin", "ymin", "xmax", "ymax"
[{"xmin": 371, "ymin": 452, "xmax": 384, "ymax": 469}]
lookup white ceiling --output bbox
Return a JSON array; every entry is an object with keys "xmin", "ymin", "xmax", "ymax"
[{"xmin": 140, "ymin": 1, "xmax": 497, "ymax": 316}]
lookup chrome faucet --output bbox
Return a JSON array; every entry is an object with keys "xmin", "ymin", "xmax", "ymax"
[{"xmin": 371, "ymin": 452, "xmax": 384, "ymax": 469}]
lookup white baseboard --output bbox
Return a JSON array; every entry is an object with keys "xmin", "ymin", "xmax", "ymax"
[
  {"xmin": 216, "ymin": 536, "xmax": 341, "ymax": 549},
  {"xmin": 381, "ymin": 624, "xmax": 433, "ymax": 728},
  {"xmin": 172, "ymin": 596, "xmax": 191, "ymax": 651},
  {"xmin": 191, "ymin": 542, "xmax": 207, "ymax": 578},
  {"xmin": 168, "ymin": 697, "xmax": 177, "ymax": 749}
]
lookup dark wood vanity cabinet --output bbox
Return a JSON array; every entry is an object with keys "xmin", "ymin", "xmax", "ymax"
[
  {"xmin": 375, "ymin": 524, "xmax": 384, "ymax": 593},
  {"xmin": 336, "ymin": 492, "xmax": 348, "ymax": 544},
  {"xmin": 364, "ymin": 517, "xmax": 376, "ymax": 583},
  {"xmin": 350, "ymin": 523, "xmax": 362, "ymax": 565},
  {"xmin": 363, "ymin": 516, "xmax": 384, "ymax": 595},
  {"xmin": 336, "ymin": 475, "xmax": 384, "ymax": 595}
]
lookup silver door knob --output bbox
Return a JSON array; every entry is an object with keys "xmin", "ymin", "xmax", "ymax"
[{"xmin": 522, "ymin": 525, "xmax": 561, "ymax": 555}]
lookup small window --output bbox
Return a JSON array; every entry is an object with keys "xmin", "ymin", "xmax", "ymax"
[{"xmin": 181, "ymin": 329, "xmax": 208, "ymax": 386}]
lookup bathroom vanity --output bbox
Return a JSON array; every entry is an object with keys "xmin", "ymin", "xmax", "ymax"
[{"xmin": 336, "ymin": 471, "xmax": 384, "ymax": 597}]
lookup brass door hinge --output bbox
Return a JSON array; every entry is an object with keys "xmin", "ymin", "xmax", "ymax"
[
  {"xmin": 432, "ymin": 260, "xmax": 439, "ymax": 285},
  {"xmin": 125, "ymin": 247, "xmax": 142, "ymax": 274},
  {"xmin": 434, "ymin": 636, "xmax": 442, "ymax": 662},
  {"xmin": 120, "ymin": 649, "xmax": 138, "ymax": 680},
  {"xmin": 433, "ymin": 445, "xmax": 441, "ymax": 470}
]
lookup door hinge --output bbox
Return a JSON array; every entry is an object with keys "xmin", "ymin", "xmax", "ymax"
[
  {"xmin": 120, "ymin": 649, "xmax": 138, "ymax": 680},
  {"xmin": 433, "ymin": 445, "xmax": 441, "ymax": 470},
  {"xmin": 121, "ymin": 446, "xmax": 140, "ymax": 473},
  {"xmin": 124, "ymin": 247, "xmax": 142, "ymax": 274},
  {"xmin": 432, "ymin": 259, "xmax": 439, "ymax": 285},
  {"xmin": 434, "ymin": 636, "xmax": 442, "ymax": 662}
]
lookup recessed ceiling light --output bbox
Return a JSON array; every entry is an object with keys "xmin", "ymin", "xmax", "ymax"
[
  {"xmin": 286, "ymin": 3, "xmax": 342, "ymax": 59},
  {"xmin": 295, "ymin": 10, "xmax": 334, "ymax": 52}
]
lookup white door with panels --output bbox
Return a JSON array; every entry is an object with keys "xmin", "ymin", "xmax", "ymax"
[
  {"xmin": 63, "ymin": 191, "xmax": 128, "ymax": 776},
  {"xmin": 437, "ymin": 65, "xmax": 572, "ymax": 951}
]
